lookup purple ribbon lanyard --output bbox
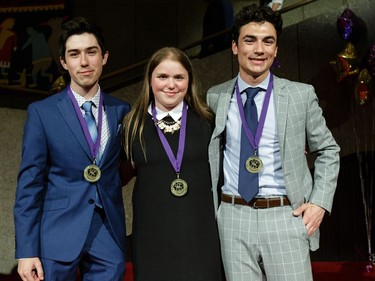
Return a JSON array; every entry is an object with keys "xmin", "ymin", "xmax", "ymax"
[
  {"xmin": 152, "ymin": 102, "xmax": 187, "ymax": 176},
  {"xmin": 236, "ymin": 74, "xmax": 273, "ymax": 153},
  {"xmin": 68, "ymin": 86, "xmax": 103, "ymax": 162}
]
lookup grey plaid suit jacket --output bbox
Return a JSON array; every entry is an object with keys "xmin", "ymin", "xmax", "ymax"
[{"xmin": 207, "ymin": 75, "xmax": 340, "ymax": 250}]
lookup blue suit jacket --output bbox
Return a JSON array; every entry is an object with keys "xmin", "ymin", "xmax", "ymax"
[{"xmin": 14, "ymin": 88, "xmax": 130, "ymax": 262}]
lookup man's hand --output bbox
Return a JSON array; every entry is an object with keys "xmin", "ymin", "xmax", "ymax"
[
  {"xmin": 18, "ymin": 257, "xmax": 44, "ymax": 281},
  {"xmin": 293, "ymin": 203, "xmax": 325, "ymax": 237}
]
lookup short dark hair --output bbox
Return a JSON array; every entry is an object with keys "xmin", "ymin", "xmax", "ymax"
[
  {"xmin": 232, "ymin": 4, "xmax": 283, "ymax": 44},
  {"xmin": 58, "ymin": 17, "xmax": 106, "ymax": 60}
]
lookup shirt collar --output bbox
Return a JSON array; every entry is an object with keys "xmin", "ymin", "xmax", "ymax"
[
  {"xmin": 71, "ymin": 86, "xmax": 101, "ymax": 109},
  {"xmin": 237, "ymin": 73, "xmax": 271, "ymax": 94},
  {"xmin": 147, "ymin": 101, "xmax": 185, "ymax": 121}
]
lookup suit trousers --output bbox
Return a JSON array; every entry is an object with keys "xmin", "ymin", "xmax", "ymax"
[
  {"xmin": 41, "ymin": 208, "xmax": 125, "ymax": 281},
  {"xmin": 217, "ymin": 201, "xmax": 313, "ymax": 281}
]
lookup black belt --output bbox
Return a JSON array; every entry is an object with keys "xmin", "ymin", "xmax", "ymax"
[{"xmin": 221, "ymin": 193, "xmax": 291, "ymax": 209}]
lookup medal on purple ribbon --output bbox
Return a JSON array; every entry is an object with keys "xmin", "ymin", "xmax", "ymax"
[
  {"xmin": 84, "ymin": 164, "xmax": 101, "ymax": 182},
  {"xmin": 246, "ymin": 155, "xmax": 263, "ymax": 173},
  {"xmin": 236, "ymin": 75, "xmax": 274, "ymax": 175},
  {"xmin": 67, "ymin": 86, "xmax": 104, "ymax": 184},
  {"xmin": 170, "ymin": 173, "xmax": 188, "ymax": 197},
  {"xmin": 152, "ymin": 102, "xmax": 189, "ymax": 197}
]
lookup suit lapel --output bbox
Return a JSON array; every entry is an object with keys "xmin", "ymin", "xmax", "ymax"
[
  {"xmin": 273, "ymin": 76, "xmax": 288, "ymax": 155},
  {"xmin": 99, "ymin": 95, "xmax": 118, "ymax": 164},
  {"xmin": 57, "ymin": 91, "xmax": 92, "ymax": 159},
  {"xmin": 213, "ymin": 78, "xmax": 236, "ymax": 137}
]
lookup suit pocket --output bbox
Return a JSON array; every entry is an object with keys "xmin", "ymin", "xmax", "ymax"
[
  {"xmin": 295, "ymin": 213, "xmax": 309, "ymax": 239},
  {"xmin": 43, "ymin": 196, "xmax": 69, "ymax": 211}
]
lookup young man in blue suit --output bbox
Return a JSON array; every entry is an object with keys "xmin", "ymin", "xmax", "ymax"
[
  {"xmin": 14, "ymin": 17, "xmax": 130, "ymax": 281},
  {"xmin": 207, "ymin": 4, "xmax": 340, "ymax": 281}
]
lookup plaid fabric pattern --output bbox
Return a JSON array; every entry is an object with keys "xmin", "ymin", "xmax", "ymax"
[
  {"xmin": 217, "ymin": 202, "xmax": 313, "ymax": 281},
  {"xmin": 207, "ymin": 75, "xmax": 340, "ymax": 279},
  {"xmin": 207, "ymin": 78, "xmax": 236, "ymax": 212}
]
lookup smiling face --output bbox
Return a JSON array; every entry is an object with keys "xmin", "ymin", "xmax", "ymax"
[
  {"xmin": 232, "ymin": 21, "xmax": 278, "ymax": 85},
  {"xmin": 151, "ymin": 58, "xmax": 189, "ymax": 112},
  {"xmin": 60, "ymin": 32, "xmax": 108, "ymax": 97}
]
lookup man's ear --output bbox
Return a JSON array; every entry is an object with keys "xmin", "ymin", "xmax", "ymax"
[
  {"xmin": 102, "ymin": 51, "xmax": 109, "ymax": 66},
  {"xmin": 232, "ymin": 40, "xmax": 238, "ymax": 55},
  {"xmin": 60, "ymin": 57, "xmax": 68, "ymax": 70}
]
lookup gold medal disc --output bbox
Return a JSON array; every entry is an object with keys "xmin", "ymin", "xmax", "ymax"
[
  {"xmin": 84, "ymin": 164, "xmax": 101, "ymax": 182},
  {"xmin": 245, "ymin": 156, "xmax": 263, "ymax": 173},
  {"xmin": 170, "ymin": 178, "xmax": 188, "ymax": 197}
]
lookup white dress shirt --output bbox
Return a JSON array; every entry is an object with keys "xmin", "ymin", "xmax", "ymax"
[{"xmin": 72, "ymin": 86, "xmax": 110, "ymax": 161}]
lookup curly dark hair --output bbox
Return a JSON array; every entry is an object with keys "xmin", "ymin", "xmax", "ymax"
[{"xmin": 232, "ymin": 4, "xmax": 283, "ymax": 45}]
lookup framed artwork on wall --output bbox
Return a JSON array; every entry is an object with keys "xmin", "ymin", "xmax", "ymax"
[{"xmin": 0, "ymin": 0, "xmax": 69, "ymax": 109}]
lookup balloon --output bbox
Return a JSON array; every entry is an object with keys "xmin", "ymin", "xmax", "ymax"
[
  {"xmin": 50, "ymin": 75, "xmax": 66, "ymax": 94},
  {"xmin": 337, "ymin": 8, "xmax": 364, "ymax": 43},
  {"xmin": 330, "ymin": 42, "xmax": 360, "ymax": 82},
  {"xmin": 365, "ymin": 44, "xmax": 375, "ymax": 76},
  {"xmin": 354, "ymin": 68, "xmax": 373, "ymax": 106}
]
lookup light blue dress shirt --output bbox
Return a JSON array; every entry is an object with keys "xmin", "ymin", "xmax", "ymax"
[{"xmin": 222, "ymin": 73, "xmax": 286, "ymax": 197}]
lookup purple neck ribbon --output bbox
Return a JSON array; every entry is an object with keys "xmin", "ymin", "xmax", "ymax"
[
  {"xmin": 236, "ymin": 74, "xmax": 273, "ymax": 152},
  {"xmin": 152, "ymin": 101, "xmax": 187, "ymax": 175},
  {"xmin": 68, "ymin": 86, "xmax": 103, "ymax": 163}
]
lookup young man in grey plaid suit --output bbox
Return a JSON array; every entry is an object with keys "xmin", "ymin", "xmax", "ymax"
[{"xmin": 207, "ymin": 4, "xmax": 340, "ymax": 281}]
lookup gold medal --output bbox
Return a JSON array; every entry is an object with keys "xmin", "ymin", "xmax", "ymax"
[
  {"xmin": 170, "ymin": 178, "xmax": 188, "ymax": 197},
  {"xmin": 245, "ymin": 156, "xmax": 263, "ymax": 173},
  {"xmin": 84, "ymin": 164, "xmax": 101, "ymax": 182}
]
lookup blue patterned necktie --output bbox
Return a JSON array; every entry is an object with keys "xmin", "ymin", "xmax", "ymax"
[
  {"xmin": 82, "ymin": 101, "xmax": 97, "ymax": 143},
  {"xmin": 82, "ymin": 101, "xmax": 103, "ymax": 207},
  {"xmin": 238, "ymin": 87, "xmax": 261, "ymax": 202}
]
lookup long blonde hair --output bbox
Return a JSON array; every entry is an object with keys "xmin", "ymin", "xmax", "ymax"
[{"xmin": 122, "ymin": 47, "xmax": 213, "ymax": 162}]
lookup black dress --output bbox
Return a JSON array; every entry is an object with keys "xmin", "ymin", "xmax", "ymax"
[{"xmin": 131, "ymin": 109, "xmax": 223, "ymax": 281}]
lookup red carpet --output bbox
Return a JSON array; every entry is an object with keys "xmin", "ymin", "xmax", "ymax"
[
  {"xmin": 312, "ymin": 262, "xmax": 375, "ymax": 281},
  {"xmin": 125, "ymin": 262, "xmax": 133, "ymax": 281},
  {"xmin": 1, "ymin": 262, "xmax": 374, "ymax": 280}
]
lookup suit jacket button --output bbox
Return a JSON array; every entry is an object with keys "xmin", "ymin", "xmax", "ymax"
[{"xmin": 88, "ymin": 199, "xmax": 95, "ymax": 204}]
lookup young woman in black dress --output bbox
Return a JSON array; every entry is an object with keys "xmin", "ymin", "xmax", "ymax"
[{"xmin": 123, "ymin": 47, "xmax": 223, "ymax": 281}]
